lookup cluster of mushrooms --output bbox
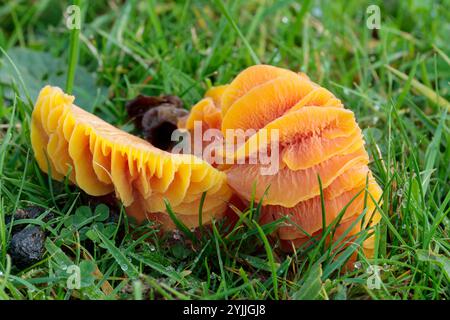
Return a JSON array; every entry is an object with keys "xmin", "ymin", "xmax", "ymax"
[{"xmin": 31, "ymin": 65, "xmax": 382, "ymax": 256}]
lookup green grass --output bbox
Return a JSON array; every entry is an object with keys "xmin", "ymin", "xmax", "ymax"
[{"xmin": 0, "ymin": 0, "xmax": 449, "ymax": 300}]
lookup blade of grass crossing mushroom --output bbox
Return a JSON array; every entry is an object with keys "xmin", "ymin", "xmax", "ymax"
[
  {"xmin": 198, "ymin": 191, "xmax": 207, "ymax": 235},
  {"xmin": 164, "ymin": 199, "xmax": 196, "ymax": 243},
  {"xmin": 317, "ymin": 174, "xmax": 328, "ymax": 254},
  {"xmin": 361, "ymin": 174, "xmax": 370, "ymax": 228},
  {"xmin": 309, "ymin": 190, "xmax": 368, "ymax": 263},
  {"xmin": 254, "ymin": 185, "xmax": 270, "ymax": 223},
  {"xmin": 328, "ymin": 188, "xmax": 366, "ymax": 244},
  {"xmin": 322, "ymin": 237, "xmax": 365, "ymax": 279}
]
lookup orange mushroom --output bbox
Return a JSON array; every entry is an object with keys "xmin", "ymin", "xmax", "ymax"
[
  {"xmin": 30, "ymin": 85, "xmax": 232, "ymax": 230},
  {"xmin": 30, "ymin": 64, "xmax": 382, "ymax": 259},
  {"xmin": 187, "ymin": 65, "xmax": 383, "ymax": 256},
  {"xmin": 178, "ymin": 85, "xmax": 228, "ymax": 131}
]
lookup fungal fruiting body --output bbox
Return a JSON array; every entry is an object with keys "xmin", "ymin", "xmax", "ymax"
[
  {"xmin": 30, "ymin": 86, "xmax": 232, "ymax": 229},
  {"xmin": 195, "ymin": 65, "xmax": 382, "ymax": 255},
  {"xmin": 30, "ymin": 64, "xmax": 382, "ymax": 257},
  {"xmin": 178, "ymin": 85, "xmax": 228, "ymax": 132}
]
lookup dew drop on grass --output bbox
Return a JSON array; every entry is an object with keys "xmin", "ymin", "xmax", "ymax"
[
  {"xmin": 372, "ymin": 116, "xmax": 379, "ymax": 125},
  {"xmin": 149, "ymin": 244, "xmax": 156, "ymax": 252},
  {"xmin": 120, "ymin": 264, "xmax": 128, "ymax": 271},
  {"xmin": 312, "ymin": 7, "xmax": 323, "ymax": 18},
  {"xmin": 353, "ymin": 261, "xmax": 362, "ymax": 269},
  {"xmin": 165, "ymin": 266, "xmax": 175, "ymax": 273}
]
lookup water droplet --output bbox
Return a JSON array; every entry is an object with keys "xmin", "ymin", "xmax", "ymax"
[
  {"xmin": 281, "ymin": 16, "xmax": 289, "ymax": 24},
  {"xmin": 166, "ymin": 266, "xmax": 175, "ymax": 272},
  {"xmin": 372, "ymin": 116, "xmax": 379, "ymax": 125},
  {"xmin": 312, "ymin": 7, "xmax": 322, "ymax": 17},
  {"xmin": 354, "ymin": 261, "xmax": 362, "ymax": 269},
  {"xmin": 343, "ymin": 88, "xmax": 350, "ymax": 96},
  {"xmin": 149, "ymin": 244, "xmax": 156, "ymax": 252},
  {"xmin": 120, "ymin": 264, "xmax": 128, "ymax": 271}
]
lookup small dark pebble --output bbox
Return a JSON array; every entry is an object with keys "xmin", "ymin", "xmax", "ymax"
[
  {"xmin": 6, "ymin": 206, "xmax": 52, "ymax": 233},
  {"xmin": 9, "ymin": 226, "xmax": 45, "ymax": 269},
  {"xmin": 14, "ymin": 206, "xmax": 44, "ymax": 220},
  {"xmin": 125, "ymin": 94, "xmax": 188, "ymax": 150}
]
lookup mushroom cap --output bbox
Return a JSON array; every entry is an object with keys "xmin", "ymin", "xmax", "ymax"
[
  {"xmin": 31, "ymin": 85, "xmax": 231, "ymax": 227},
  {"xmin": 194, "ymin": 65, "xmax": 383, "ymax": 257},
  {"xmin": 181, "ymin": 97, "xmax": 222, "ymax": 131}
]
